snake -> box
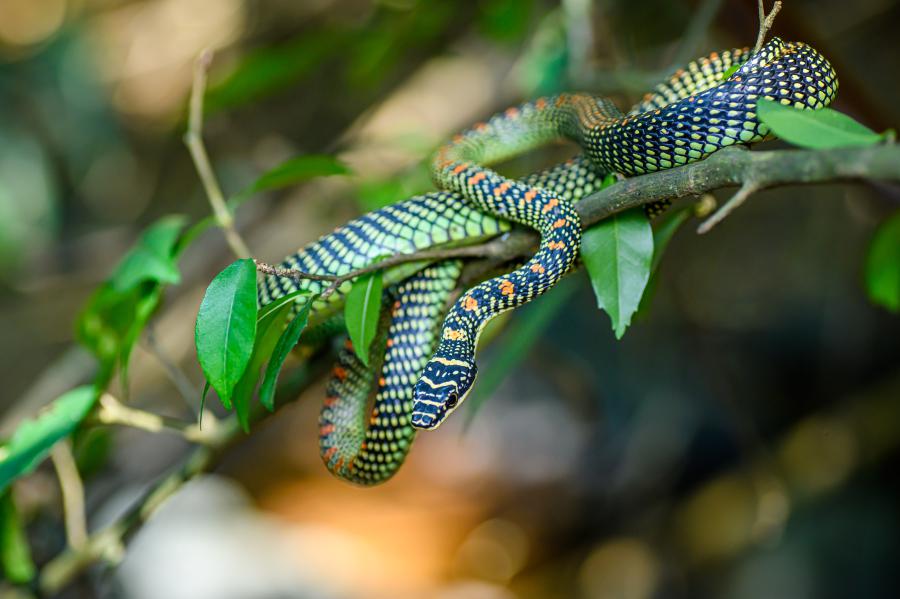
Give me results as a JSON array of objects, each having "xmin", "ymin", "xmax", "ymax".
[{"xmin": 258, "ymin": 38, "xmax": 837, "ymax": 485}]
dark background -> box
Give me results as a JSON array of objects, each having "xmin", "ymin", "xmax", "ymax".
[{"xmin": 1, "ymin": 0, "xmax": 899, "ymax": 597}]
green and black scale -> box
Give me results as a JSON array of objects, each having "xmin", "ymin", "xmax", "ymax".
[{"xmin": 258, "ymin": 38, "xmax": 837, "ymax": 485}]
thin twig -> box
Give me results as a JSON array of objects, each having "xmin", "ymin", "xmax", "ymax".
[
  {"xmin": 144, "ymin": 326, "xmax": 200, "ymax": 415},
  {"xmin": 95, "ymin": 393, "xmax": 219, "ymax": 446},
  {"xmin": 754, "ymin": 0, "xmax": 783, "ymax": 54},
  {"xmin": 184, "ymin": 49, "xmax": 252, "ymax": 259},
  {"xmin": 50, "ymin": 440, "xmax": 88, "ymax": 551},
  {"xmin": 697, "ymin": 181, "xmax": 760, "ymax": 234},
  {"xmin": 254, "ymin": 261, "xmax": 339, "ymax": 283},
  {"xmin": 258, "ymin": 239, "xmax": 514, "ymax": 300}
]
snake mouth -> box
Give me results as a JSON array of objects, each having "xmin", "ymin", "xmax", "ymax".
[{"xmin": 410, "ymin": 411, "xmax": 440, "ymax": 430}]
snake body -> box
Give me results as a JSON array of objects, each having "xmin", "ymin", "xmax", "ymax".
[{"xmin": 260, "ymin": 38, "xmax": 837, "ymax": 485}]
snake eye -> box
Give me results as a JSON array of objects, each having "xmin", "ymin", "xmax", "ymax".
[{"xmin": 445, "ymin": 392, "xmax": 458, "ymax": 409}]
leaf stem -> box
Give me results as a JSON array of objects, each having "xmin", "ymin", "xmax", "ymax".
[
  {"xmin": 753, "ymin": 0, "xmax": 783, "ymax": 54},
  {"xmin": 94, "ymin": 394, "xmax": 221, "ymax": 446}
]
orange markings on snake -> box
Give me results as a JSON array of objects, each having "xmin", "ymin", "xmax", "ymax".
[
  {"xmin": 464, "ymin": 296, "xmax": 478, "ymax": 311},
  {"xmin": 530, "ymin": 263, "xmax": 545, "ymax": 274},
  {"xmin": 541, "ymin": 198, "xmax": 559, "ymax": 213},
  {"xmin": 499, "ymin": 280, "xmax": 515, "ymax": 296},
  {"xmin": 552, "ymin": 218, "xmax": 568, "ymax": 229}
]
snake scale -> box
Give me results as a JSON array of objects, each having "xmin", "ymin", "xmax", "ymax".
[{"xmin": 258, "ymin": 38, "xmax": 837, "ymax": 485}]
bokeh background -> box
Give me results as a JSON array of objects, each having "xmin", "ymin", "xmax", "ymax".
[{"xmin": 2, "ymin": 0, "xmax": 900, "ymax": 597}]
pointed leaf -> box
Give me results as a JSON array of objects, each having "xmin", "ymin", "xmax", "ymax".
[
  {"xmin": 195, "ymin": 259, "xmax": 259, "ymax": 407},
  {"xmin": 865, "ymin": 210, "xmax": 900, "ymax": 312},
  {"xmin": 756, "ymin": 99, "xmax": 885, "ymax": 149},
  {"xmin": 581, "ymin": 208, "xmax": 654, "ymax": 339},
  {"xmin": 231, "ymin": 155, "xmax": 351, "ymax": 207},
  {"xmin": 344, "ymin": 270, "xmax": 383, "ymax": 366},
  {"xmin": 0, "ymin": 386, "xmax": 97, "ymax": 494},
  {"xmin": 259, "ymin": 300, "xmax": 313, "ymax": 411},
  {"xmin": 230, "ymin": 300, "xmax": 295, "ymax": 430},
  {"xmin": 109, "ymin": 215, "xmax": 187, "ymax": 291},
  {"xmin": 0, "ymin": 491, "xmax": 35, "ymax": 584}
]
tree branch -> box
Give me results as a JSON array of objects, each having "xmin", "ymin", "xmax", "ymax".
[
  {"xmin": 184, "ymin": 49, "xmax": 252, "ymax": 260},
  {"xmin": 50, "ymin": 440, "xmax": 87, "ymax": 551}
]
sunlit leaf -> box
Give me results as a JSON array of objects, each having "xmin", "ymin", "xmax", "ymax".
[
  {"xmin": 0, "ymin": 386, "xmax": 97, "ymax": 494},
  {"xmin": 581, "ymin": 208, "xmax": 654, "ymax": 339},
  {"xmin": 345, "ymin": 270, "xmax": 384, "ymax": 366},
  {"xmin": 259, "ymin": 300, "xmax": 313, "ymax": 411},
  {"xmin": 232, "ymin": 155, "xmax": 351, "ymax": 207},
  {"xmin": 0, "ymin": 491, "xmax": 35, "ymax": 584},
  {"xmin": 109, "ymin": 216, "xmax": 187, "ymax": 291},
  {"xmin": 865, "ymin": 210, "xmax": 900, "ymax": 312},
  {"xmin": 756, "ymin": 99, "xmax": 886, "ymax": 149},
  {"xmin": 195, "ymin": 259, "xmax": 259, "ymax": 408}
]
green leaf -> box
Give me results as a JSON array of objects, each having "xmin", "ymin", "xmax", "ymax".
[
  {"xmin": 464, "ymin": 278, "xmax": 576, "ymax": 428},
  {"xmin": 0, "ymin": 386, "xmax": 97, "ymax": 494},
  {"xmin": 636, "ymin": 207, "xmax": 691, "ymax": 320},
  {"xmin": 229, "ymin": 300, "xmax": 295, "ymax": 431},
  {"xmin": 581, "ymin": 208, "xmax": 654, "ymax": 339},
  {"xmin": 344, "ymin": 270, "xmax": 384, "ymax": 366},
  {"xmin": 0, "ymin": 491, "xmax": 35, "ymax": 584},
  {"xmin": 195, "ymin": 259, "xmax": 259, "ymax": 408},
  {"xmin": 259, "ymin": 301, "xmax": 313, "ymax": 411},
  {"xmin": 109, "ymin": 216, "xmax": 187, "ymax": 291},
  {"xmin": 232, "ymin": 155, "xmax": 351, "ymax": 207},
  {"xmin": 76, "ymin": 282, "xmax": 163, "ymax": 389},
  {"xmin": 721, "ymin": 63, "xmax": 741, "ymax": 81},
  {"xmin": 756, "ymin": 99, "xmax": 885, "ymax": 149},
  {"xmin": 257, "ymin": 290, "xmax": 310, "ymax": 324},
  {"xmin": 865, "ymin": 210, "xmax": 900, "ymax": 312},
  {"xmin": 205, "ymin": 30, "xmax": 346, "ymax": 112},
  {"xmin": 650, "ymin": 207, "xmax": 690, "ymax": 274}
]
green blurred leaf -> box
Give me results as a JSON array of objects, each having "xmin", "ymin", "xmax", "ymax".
[
  {"xmin": 0, "ymin": 491, "xmax": 35, "ymax": 584},
  {"xmin": 582, "ymin": 208, "xmax": 654, "ymax": 339},
  {"xmin": 205, "ymin": 30, "xmax": 347, "ymax": 111},
  {"xmin": 345, "ymin": 270, "xmax": 384, "ymax": 366},
  {"xmin": 517, "ymin": 9, "xmax": 568, "ymax": 95},
  {"xmin": 650, "ymin": 207, "xmax": 690, "ymax": 273},
  {"xmin": 109, "ymin": 216, "xmax": 187, "ymax": 291},
  {"xmin": 865, "ymin": 210, "xmax": 900, "ymax": 312},
  {"xmin": 195, "ymin": 259, "xmax": 259, "ymax": 409},
  {"xmin": 478, "ymin": 0, "xmax": 534, "ymax": 43},
  {"xmin": 232, "ymin": 155, "xmax": 351, "ymax": 207},
  {"xmin": 0, "ymin": 386, "xmax": 97, "ymax": 494},
  {"xmin": 464, "ymin": 277, "xmax": 576, "ymax": 428},
  {"xmin": 636, "ymin": 207, "xmax": 691, "ymax": 319},
  {"xmin": 76, "ymin": 282, "xmax": 162, "ymax": 388},
  {"xmin": 756, "ymin": 99, "xmax": 885, "ymax": 149},
  {"xmin": 259, "ymin": 300, "xmax": 313, "ymax": 412}
]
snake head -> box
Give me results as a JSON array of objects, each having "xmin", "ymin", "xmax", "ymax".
[{"xmin": 411, "ymin": 357, "xmax": 477, "ymax": 430}]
